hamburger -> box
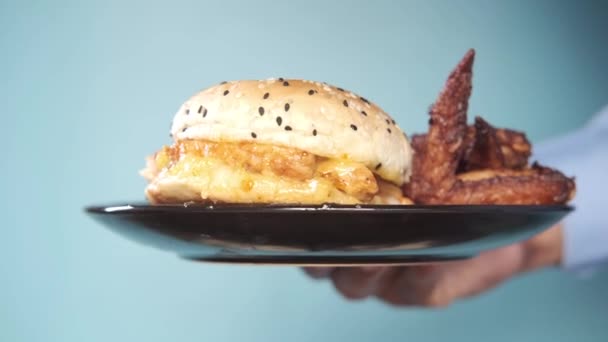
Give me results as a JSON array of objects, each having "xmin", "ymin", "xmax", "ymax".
[{"xmin": 140, "ymin": 79, "xmax": 414, "ymax": 205}]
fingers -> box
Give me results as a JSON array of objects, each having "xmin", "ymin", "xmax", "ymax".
[
  {"xmin": 375, "ymin": 265, "xmax": 452, "ymax": 307},
  {"xmin": 303, "ymin": 266, "xmax": 389, "ymax": 300},
  {"xmin": 375, "ymin": 246, "xmax": 523, "ymax": 307},
  {"xmin": 302, "ymin": 267, "xmax": 334, "ymax": 279},
  {"xmin": 304, "ymin": 244, "xmax": 526, "ymax": 308},
  {"xmin": 330, "ymin": 267, "xmax": 386, "ymax": 300},
  {"xmin": 520, "ymin": 224, "xmax": 563, "ymax": 271},
  {"xmin": 445, "ymin": 245, "xmax": 524, "ymax": 299}
]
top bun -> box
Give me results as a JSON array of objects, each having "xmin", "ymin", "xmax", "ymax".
[{"xmin": 170, "ymin": 78, "xmax": 413, "ymax": 185}]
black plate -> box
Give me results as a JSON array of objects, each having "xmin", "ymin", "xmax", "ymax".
[{"xmin": 85, "ymin": 203, "xmax": 573, "ymax": 265}]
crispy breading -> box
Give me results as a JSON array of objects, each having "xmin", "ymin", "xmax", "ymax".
[
  {"xmin": 143, "ymin": 140, "xmax": 412, "ymax": 204},
  {"xmin": 412, "ymin": 117, "xmax": 532, "ymax": 173},
  {"xmin": 404, "ymin": 49, "xmax": 475, "ymax": 203},
  {"xmin": 404, "ymin": 49, "xmax": 575, "ymax": 205}
]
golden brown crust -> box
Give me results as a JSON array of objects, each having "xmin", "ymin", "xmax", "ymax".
[
  {"xmin": 142, "ymin": 139, "xmax": 414, "ymax": 205},
  {"xmin": 412, "ymin": 117, "xmax": 532, "ymax": 173},
  {"xmin": 372, "ymin": 180, "xmax": 415, "ymax": 205},
  {"xmin": 461, "ymin": 117, "xmax": 532, "ymax": 171},
  {"xmin": 404, "ymin": 49, "xmax": 475, "ymax": 202},
  {"xmin": 435, "ymin": 164, "xmax": 575, "ymax": 205},
  {"xmin": 170, "ymin": 140, "xmax": 318, "ymax": 181},
  {"xmin": 317, "ymin": 159, "xmax": 379, "ymax": 202},
  {"xmin": 404, "ymin": 49, "xmax": 575, "ymax": 205},
  {"xmin": 495, "ymin": 126, "xmax": 532, "ymax": 169},
  {"xmin": 463, "ymin": 116, "xmax": 506, "ymax": 171}
]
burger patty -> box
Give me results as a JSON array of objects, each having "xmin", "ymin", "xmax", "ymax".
[
  {"xmin": 169, "ymin": 140, "xmax": 318, "ymax": 181},
  {"xmin": 142, "ymin": 140, "xmax": 411, "ymax": 205}
]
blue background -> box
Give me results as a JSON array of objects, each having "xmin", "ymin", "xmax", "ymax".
[{"xmin": 2, "ymin": 0, "xmax": 608, "ymax": 341}]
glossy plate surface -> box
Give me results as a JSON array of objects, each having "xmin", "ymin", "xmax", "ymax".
[{"xmin": 85, "ymin": 203, "xmax": 573, "ymax": 265}]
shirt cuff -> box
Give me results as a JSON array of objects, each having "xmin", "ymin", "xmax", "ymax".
[{"xmin": 531, "ymin": 110, "xmax": 608, "ymax": 275}]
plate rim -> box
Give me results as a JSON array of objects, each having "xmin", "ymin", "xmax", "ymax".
[
  {"xmin": 84, "ymin": 202, "xmax": 574, "ymax": 215},
  {"xmin": 84, "ymin": 202, "xmax": 574, "ymax": 265}
]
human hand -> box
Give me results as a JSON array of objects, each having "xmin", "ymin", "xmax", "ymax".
[{"xmin": 303, "ymin": 225, "xmax": 563, "ymax": 307}]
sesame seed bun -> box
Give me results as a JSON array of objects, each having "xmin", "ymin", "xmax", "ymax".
[{"xmin": 170, "ymin": 78, "xmax": 413, "ymax": 186}]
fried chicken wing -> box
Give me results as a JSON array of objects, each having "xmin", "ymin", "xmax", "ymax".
[
  {"xmin": 439, "ymin": 163, "xmax": 575, "ymax": 205},
  {"xmin": 404, "ymin": 49, "xmax": 575, "ymax": 205},
  {"xmin": 404, "ymin": 49, "xmax": 475, "ymax": 202},
  {"xmin": 495, "ymin": 126, "xmax": 532, "ymax": 169},
  {"xmin": 413, "ymin": 117, "xmax": 532, "ymax": 172},
  {"xmin": 461, "ymin": 116, "xmax": 506, "ymax": 171}
]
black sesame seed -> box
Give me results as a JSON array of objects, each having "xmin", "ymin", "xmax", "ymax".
[
  {"xmin": 375, "ymin": 163, "xmax": 382, "ymax": 170},
  {"xmin": 223, "ymin": 90, "xmax": 229, "ymax": 96},
  {"xmin": 343, "ymin": 100, "xmax": 348, "ymax": 107},
  {"xmin": 182, "ymin": 127, "xmax": 187, "ymax": 132},
  {"xmin": 284, "ymin": 103, "xmax": 290, "ymax": 112},
  {"xmin": 391, "ymin": 119, "xmax": 396, "ymax": 124},
  {"xmin": 313, "ymin": 129, "xmax": 317, "ymax": 136},
  {"xmin": 278, "ymin": 77, "xmax": 284, "ymax": 81},
  {"xmin": 308, "ymin": 89, "xmax": 315, "ymax": 95},
  {"xmin": 387, "ymin": 128, "xmax": 392, "ymax": 134},
  {"xmin": 276, "ymin": 116, "xmax": 282, "ymax": 126},
  {"xmin": 283, "ymin": 81, "xmax": 289, "ymax": 86},
  {"xmin": 285, "ymin": 126, "xmax": 292, "ymax": 131},
  {"xmin": 360, "ymin": 97, "xmax": 370, "ymax": 104},
  {"xmin": 361, "ymin": 110, "xmax": 367, "ymax": 116},
  {"xmin": 428, "ymin": 118, "xmax": 434, "ymax": 125},
  {"xmin": 258, "ymin": 106, "xmax": 265, "ymax": 115},
  {"xmin": 251, "ymin": 132, "xmax": 257, "ymax": 138},
  {"xmin": 337, "ymin": 87, "xmax": 344, "ymax": 92},
  {"xmin": 220, "ymin": 81, "xmax": 227, "ymax": 85},
  {"xmin": 197, "ymin": 105, "xmax": 202, "ymax": 114},
  {"xmin": 263, "ymin": 92, "xmax": 269, "ymax": 99},
  {"xmin": 185, "ymin": 109, "xmax": 190, "ymax": 114},
  {"xmin": 203, "ymin": 108, "xmax": 208, "ymax": 117},
  {"xmin": 385, "ymin": 119, "xmax": 390, "ymax": 124},
  {"xmin": 350, "ymin": 124, "xmax": 357, "ymax": 131}
]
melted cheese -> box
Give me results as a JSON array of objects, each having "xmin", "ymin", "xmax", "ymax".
[
  {"xmin": 143, "ymin": 140, "xmax": 412, "ymax": 205},
  {"xmin": 146, "ymin": 154, "xmax": 359, "ymax": 204}
]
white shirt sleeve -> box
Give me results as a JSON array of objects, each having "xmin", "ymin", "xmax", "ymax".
[{"xmin": 532, "ymin": 105, "xmax": 608, "ymax": 274}]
